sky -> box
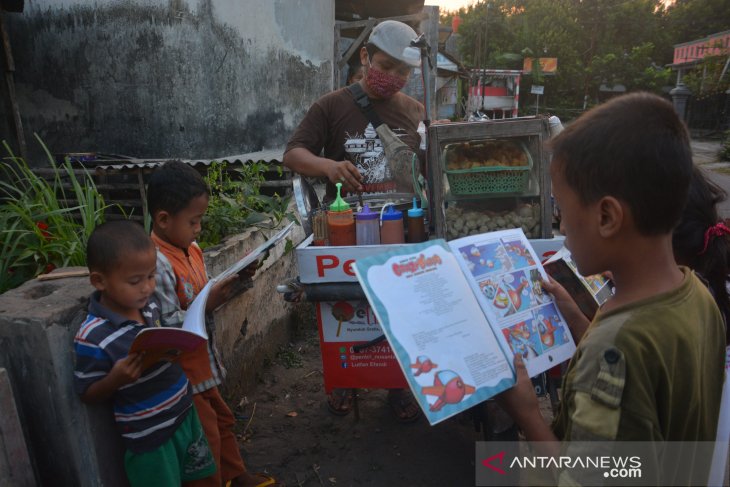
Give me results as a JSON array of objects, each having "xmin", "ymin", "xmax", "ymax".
[{"xmin": 424, "ymin": 0, "xmax": 478, "ymax": 13}]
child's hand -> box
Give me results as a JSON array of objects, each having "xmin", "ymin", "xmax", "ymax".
[
  {"xmin": 108, "ymin": 352, "xmax": 145, "ymax": 387},
  {"xmin": 206, "ymin": 276, "xmax": 238, "ymax": 312},
  {"xmin": 237, "ymin": 260, "xmax": 259, "ymax": 281},
  {"xmin": 540, "ymin": 276, "xmax": 591, "ymax": 343},
  {"xmin": 496, "ymin": 354, "xmax": 560, "ymax": 444},
  {"xmin": 82, "ymin": 352, "xmax": 145, "ymax": 403},
  {"xmin": 496, "ymin": 354, "xmax": 540, "ymax": 425}
]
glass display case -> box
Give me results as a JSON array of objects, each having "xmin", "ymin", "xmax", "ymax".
[{"xmin": 427, "ymin": 117, "xmax": 554, "ymax": 240}]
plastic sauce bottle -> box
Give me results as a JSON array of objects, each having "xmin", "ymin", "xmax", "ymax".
[
  {"xmin": 406, "ymin": 197, "xmax": 427, "ymax": 243},
  {"xmin": 327, "ymin": 183, "xmax": 356, "ymax": 246},
  {"xmin": 380, "ymin": 204, "xmax": 405, "ymax": 244},
  {"xmin": 355, "ymin": 204, "xmax": 380, "ymax": 245}
]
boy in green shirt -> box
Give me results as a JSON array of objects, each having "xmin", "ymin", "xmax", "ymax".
[{"xmin": 497, "ymin": 92, "xmax": 725, "ymax": 485}]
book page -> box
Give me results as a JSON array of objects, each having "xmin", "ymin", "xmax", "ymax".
[
  {"xmin": 354, "ymin": 240, "xmax": 515, "ymax": 426},
  {"xmin": 216, "ymin": 222, "xmax": 294, "ymax": 281},
  {"xmin": 447, "ymin": 229, "xmax": 576, "ymax": 378},
  {"xmin": 181, "ymin": 222, "xmax": 294, "ymax": 337},
  {"xmin": 182, "ymin": 280, "xmax": 213, "ymax": 339}
]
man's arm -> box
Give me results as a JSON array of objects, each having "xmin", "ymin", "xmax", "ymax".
[{"xmin": 283, "ymin": 147, "xmax": 363, "ymax": 193}]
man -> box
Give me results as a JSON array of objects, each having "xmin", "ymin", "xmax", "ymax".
[
  {"xmin": 283, "ymin": 20, "xmax": 425, "ymax": 422},
  {"xmin": 284, "ymin": 20, "xmax": 425, "ymax": 199}
]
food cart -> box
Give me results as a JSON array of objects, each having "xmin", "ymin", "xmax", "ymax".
[{"xmin": 281, "ymin": 116, "xmax": 563, "ymax": 434}]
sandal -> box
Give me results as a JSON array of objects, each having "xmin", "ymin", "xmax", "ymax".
[
  {"xmin": 388, "ymin": 389, "xmax": 421, "ymax": 423},
  {"xmin": 227, "ymin": 472, "xmax": 284, "ymax": 487},
  {"xmin": 326, "ymin": 388, "xmax": 353, "ymax": 416}
]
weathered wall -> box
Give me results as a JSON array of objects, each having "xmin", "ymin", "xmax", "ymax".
[
  {"xmin": 0, "ymin": 0, "xmax": 333, "ymax": 161},
  {"xmin": 0, "ymin": 223, "xmax": 307, "ymax": 486}
]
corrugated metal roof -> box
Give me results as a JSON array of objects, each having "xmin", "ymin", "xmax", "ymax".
[{"xmin": 91, "ymin": 147, "xmax": 285, "ymax": 170}]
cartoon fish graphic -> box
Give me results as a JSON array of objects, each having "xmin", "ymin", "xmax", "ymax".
[
  {"xmin": 538, "ymin": 315, "xmax": 559, "ymax": 348},
  {"xmin": 421, "ymin": 370, "xmax": 476, "ymax": 412},
  {"xmin": 410, "ymin": 356, "xmax": 438, "ymax": 376}
]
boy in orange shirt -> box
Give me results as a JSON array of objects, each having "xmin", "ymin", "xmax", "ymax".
[{"xmin": 148, "ymin": 160, "xmax": 279, "ymax": 487}]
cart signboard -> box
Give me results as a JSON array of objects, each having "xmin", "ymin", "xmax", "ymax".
[{"xmin": 317, "ymin": 300, "xmax": 407, "ymax": 392}]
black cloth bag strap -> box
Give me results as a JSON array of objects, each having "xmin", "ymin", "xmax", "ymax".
[{"xmin": 347, "ymin": 83, "xmax": 385, "ymax": 129}]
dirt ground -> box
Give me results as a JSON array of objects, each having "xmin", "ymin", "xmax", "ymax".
[{"xmin": 229, "ymin": 304, "xmax": 554, "ymax": 487}]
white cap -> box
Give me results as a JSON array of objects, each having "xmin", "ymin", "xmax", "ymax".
[{"xmin": 367, "ymin": 20, "xmax": 421, "ymax": 68}]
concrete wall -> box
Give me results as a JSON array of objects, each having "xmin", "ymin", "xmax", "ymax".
[
  {"xmin": 0, "ymin": 0, "xmax": 333, "ymax": 161},
  {"xmin": 0, "ymin": 222, "xmax": 307, "ymax": 486}
]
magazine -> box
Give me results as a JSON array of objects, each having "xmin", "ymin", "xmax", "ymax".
[
  {"xmin": 182, "ymin": 222, "xmax": 295, "ymax": 338},
  {"xmin": 353, "ymin": 228, "xmax": 576, "ymax": 425},
  {"xmin": 543, "ymin": 246, "xmax": 614, "ymax": 319}
]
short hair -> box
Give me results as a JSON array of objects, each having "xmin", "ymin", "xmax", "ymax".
[
  {"xmin": 147, "ymin": 160, "xmax": 208, "ymax": 217},
  {"xmin": 87, "ymin": 220, "xmax": 153, "ymax": 273},
  {"xmin": 549, "ymin": 92, "xmax": 692, "ymax": 235}
]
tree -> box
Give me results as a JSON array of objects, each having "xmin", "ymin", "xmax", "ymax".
[{"xmin": 450, "ymin": 0, "xmax": 675, "ymax": 114}]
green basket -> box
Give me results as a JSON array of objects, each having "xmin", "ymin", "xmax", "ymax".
[{"xmin": 445, "ymin": 146, "xmax": 533, "ymax": 195}]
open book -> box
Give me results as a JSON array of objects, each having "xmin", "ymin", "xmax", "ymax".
[
  {"xmin": 129, "ymin": 327, "xmax": 206, "ymax": 371},
  {"xmin": 127, "ymin": 224, "xmax": 294, "ymax": 370},
  {"xmin": 353, "ymin": 228, "xmax": 576, "ymax": 425},
  {"xmin": 543, "ymin": 246, "xmax": 613, "ymax": 319},
  {"xmin": 182, "ymin": 222, "xmax": 295, "ymax": 338}
]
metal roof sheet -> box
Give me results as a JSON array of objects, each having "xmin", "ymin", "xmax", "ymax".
[{"xmin": 91, "ymin": 147, "xmax": 285, "ymax": 170}]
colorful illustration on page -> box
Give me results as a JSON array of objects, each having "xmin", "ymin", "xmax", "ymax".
[
  {"xmin": 501, "ymin": 270, "xmax": 533, "ymax": 314},
  {"xmin": 479, "ymin": 277, "xmax": 516, "ymax": 318},
  {"xmin": 502, "ymin": 319, "xmax": 543, "ymax": 360},
  {"xmin": 421, "ymin": 370, "xmax": 476, "ymax": 412},
  {"xmin": 534, "ymin": 303, "xmax": 570, "ymax": 350},
  {"xmin": 457, "ymin": 241, "xmax": 511, "ymax": 278},
  {"xmin": 501, "ymin": 238, "xmax": 536, "ymax": 270}
]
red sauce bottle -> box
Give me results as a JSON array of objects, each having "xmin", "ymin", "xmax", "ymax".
[{"xmin": 326, "ymin": 183, "xmax": 356, "ymax": 246}]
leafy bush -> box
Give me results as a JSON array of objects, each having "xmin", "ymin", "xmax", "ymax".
[
  {"xmin": 197, "ymin": 161, "xmax": 296, "ymax": 248},
  {"xmin": 0, "ymin": 137, "xmax": 110, "ymax": 293}
]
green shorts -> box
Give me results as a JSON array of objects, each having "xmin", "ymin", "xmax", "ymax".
[{"xmin": 124, "ymin": 407, "xmax": 216, "ymax": 487}]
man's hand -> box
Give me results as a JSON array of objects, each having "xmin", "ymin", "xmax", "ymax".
[
  {"xmin": 540, "ymin": 276, "xmax": 591, "ymax": 343},
  {"xmin": 325, "ymin": 160, "xmax": 363, "ymax": 193}
]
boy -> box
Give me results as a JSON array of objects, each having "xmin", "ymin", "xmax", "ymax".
[
  {"xmin": 147, "ymin": 161, "xmax": 277, "ymax": 487},
  {"xmin": 497, "ymin": 92, "xmax": 725, "ymax": 484},
  {"xmin": 74, "ymin": 220, "xmax": 216, "ymax": 486}
]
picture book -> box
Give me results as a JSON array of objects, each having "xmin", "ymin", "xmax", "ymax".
[
  {"xmin": 129, "ymin": 327, "xmax": 206, "ymax": 371},
  {"xmin": 183, "ymin": 222, "xmax": 295, "ymax": 337},
  {"xmin": 353, "ymin": 228, "xmax": 576, "ymax": 425},
  {"xmin": 543, "ymin": 246, "xmax": 613, "ymax": 319}
]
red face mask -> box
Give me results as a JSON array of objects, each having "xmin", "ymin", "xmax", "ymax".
[{"xmin": 365, "ymin": 64, "xmax": 407, "ymax": 98}]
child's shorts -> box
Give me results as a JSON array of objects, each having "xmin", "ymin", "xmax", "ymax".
[{"xmin": 124, "ymin": 406, "xmax": 216, "ymax": 486}]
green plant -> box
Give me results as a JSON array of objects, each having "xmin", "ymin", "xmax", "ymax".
[
  {"xmin": 197, "ymin": 161, "xmax": 297, "ymax": 248},
  {"xmin": 0, "ymin": 136, "xmax": 111, "ymax": 293}
]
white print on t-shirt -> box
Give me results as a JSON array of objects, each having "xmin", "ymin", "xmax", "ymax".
[{"xmin": 343, "ymin": 123, "xmax": 409, "ymax": 187}]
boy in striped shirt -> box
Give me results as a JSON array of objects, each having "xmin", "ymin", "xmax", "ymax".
[{"xmin": 74, "ymin": 220, "xmax": 215, "ymax": 486}]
